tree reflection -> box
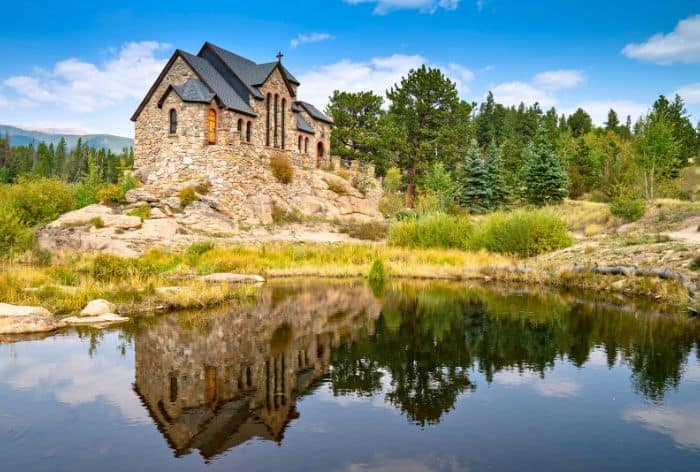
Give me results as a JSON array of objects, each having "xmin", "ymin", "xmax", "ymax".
[{"xmin": 331, "ymin": 282, "xmax": 700, "ymax": 425}]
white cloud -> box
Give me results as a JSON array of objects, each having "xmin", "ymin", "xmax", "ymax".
[
  {"xmin": 0, "ymin": 340, "xmax": 149, "ymax": 424},
  {"xmin": 533, "ymin": 69, "xmax": 585, "ymax": 91},
  {"xmin": 290, "ymin": 32, "xmax": 334, "ymax": 48},
  {"xmin": 493, "ymin": 369, "xmax": 582, "ymax": 398},
  {"xmin": 2, "ymin": 41, "xmax": 171, "ymax": 113},
  {"xmin": 345, "ymin": 0, "xmax": 460, "ymax": 15},
  {"xmin": 563, "ymin": 100, "xmax": 649, "ymax": 126},
  {"xmin": 623, "ymin": 14, "xmax": 700, "ymax": 65},
  {"xmin": 489, "ymin": 81, "xmax": 556, "ymax": 108},
  {"xmin": 623, "ymin": 404, "xmax": 700, "ymax": 450},
  {"xmin": 676, "ymin": 82, "xmax": 700, "ymax": 104},
  {"xmin": 297, "ymin": 54, "xmax": 474, "ymax": 108}
]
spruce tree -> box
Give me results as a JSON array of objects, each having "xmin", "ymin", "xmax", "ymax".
[
  {"xmin": 485, "ymin": 140, "xmax": 510, "ymax": 208},
  {"xmin": 457, "ymin": 140, "xmax": 492, "ymax": 213},
  {"xmin": 520, "ymin": 124, "xmax": 569, "ymax": 205}
]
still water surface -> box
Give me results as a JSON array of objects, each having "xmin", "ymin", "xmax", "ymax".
[{"xmin": 1, "ymin": 280, "xmax": 700, "ymax": 471}]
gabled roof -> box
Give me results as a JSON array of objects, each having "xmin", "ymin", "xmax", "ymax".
[
  {"xmin": 296, "ymin": 101, "xmax": 333, "ymax": 124},
  {"xmin": 296, "ymin": 113, "xmax": 315, "ymax": 134},
  {"xmin": 172, "ymin": 78, "xmax": 215, "ymax": 103},
  {"xmin": 179, "ymin": 51, "xmax": 256, "ymax": 116},
  {"xmin": 199, "ymin": 42, "xmax": 299, "ymax": 99},
  {"xmin": 131, "ymin": 49, "xmax": 257, "ymax": 121}
]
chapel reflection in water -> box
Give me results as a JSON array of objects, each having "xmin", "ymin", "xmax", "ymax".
[{"xmin": 133, "ymin": 281, "xmax": 381, "ymax": 459}]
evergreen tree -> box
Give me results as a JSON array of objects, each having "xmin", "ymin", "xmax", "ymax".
[
  {"xmin": 605, "ymin": 109, "xmax": 620, "ymax": 133},
  {"xmin": 55, "ymin": 137, "xmax": 67, "ymax": 178},
  {"xmin": 485, "ymin": 140, "xmax": 510, "ymax": 208},
  {"xmin": 520, "ymin": 125, "xmax": 569, "ymax": 205},
  {"xmin": 326, "ymin": 90, "xmax": 386, "ymax": 171},
  {"xmin": 567, "ymin": 108, "xmax": 593, "ymax": 137},
  {"xmin": 386, "ymin": 65, "xmax": 462, "ymax": 204},
  {"xmin": 457, "ymin": 140, "xmax": 492, "ymax": 213}
]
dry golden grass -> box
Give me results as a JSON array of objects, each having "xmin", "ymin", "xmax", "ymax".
[{"xmin": 549, "ymin": 199, "xmax": 616, "ymax": 232}]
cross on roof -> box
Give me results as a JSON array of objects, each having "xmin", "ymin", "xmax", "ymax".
[{"xmin": 276, "ymin": 51, "xmax": 284, "ymax": 62}]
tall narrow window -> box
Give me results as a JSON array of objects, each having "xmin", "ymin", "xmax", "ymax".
[
  {"xmin": 169, "ymin": 109, "xmax": 177, "ymax": 134},
  {"xmin": 273, "ymin": 94, "xmax": 279, "ymax": 148},
  {"xmin": 281, "ymin": 99, "xmax": 286, "ymax": 149},
  {"xmin": 266, "ymin": 94, "xmax": 271, "ymax": 146},
  {"xmin": 304, "ymin": 137, "xmax": 309, "ymax": 154},
  {"xmin": 237, "ymin": 119, "xmax": 243, "ymax": 143},
  {"xmin": 298, "ymin": 135, "xmax": 302, "ymax": 152},
  {"xmin": 207, "ymin": 109, "xmax": 216, "ymax": 144},
  {"xmin": 246, "ymin": 122, "xmax": 252, "ymax": 143}
]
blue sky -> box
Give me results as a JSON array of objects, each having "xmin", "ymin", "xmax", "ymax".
[{"xmin": 0, "ymin": 0, "xmax": 698, "ymax": 137}]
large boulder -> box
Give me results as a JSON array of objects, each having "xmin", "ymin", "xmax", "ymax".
[
  {"xmin": 177, "ymin": 202, "xmax": 238, "ymax": 237},
  {"xmin": 0, "ymin": 303, "xmax": 66, "ymax": 335},
  {"xmin": 124, "ymin": 188, "xmax": 159, "ymax": 204},
  {"xmin": 48, "ymin": 205, "xmax": 142, "ymax": 230},
  {"xmin": 80, "ymin": 299, "xmax": 116, "ymax": 317}
]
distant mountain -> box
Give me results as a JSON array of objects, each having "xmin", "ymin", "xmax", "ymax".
[{"xmin": 0, "ymin": 125, "xmax": 133, "ymax": 154}]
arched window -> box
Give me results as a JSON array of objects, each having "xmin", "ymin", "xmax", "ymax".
[
  {"xmin": 281, "ymin": 98, "xmax": 286, "ymax": 149},
  {"xmin": 207, "ymin": 109, "xmax": 216, "ymax": 144},
  {"xmin": 246, "ymin": 121, "xmax": 252, "ymax": 143},
  {"xmin": 169, "ymin": 109, "xmax": 177, "ymax": 134},
  {"xmin": 298, "ymin": 135, "xmax": 302, "ymax": 152},
  {"xmin": 266, "ymin": 94, "xmax": 271, "ymax": 146},
  {"xmin": 304, "ymin": 137, "xmax": 309, "ymax": 154},
  {"xmin": 237, "ymin": 119, "xmax": 243, "ymax": 143},
  {"xmin": 317, "ymin": 142, "xmax": 325, "ymax": 168},
  {"xmin": 273, "ymin": 94, "xmax": 279, "ymax": 148}
]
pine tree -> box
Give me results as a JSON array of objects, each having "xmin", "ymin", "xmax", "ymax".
[
  {"xmin": 485, "ymin": 140, "xmax": 510, "ymax": 208},
  {"xmin": 457, "ymin": 140, "xmax": 492, "ymax": 213},
  {"xmin": 604, "ymin": 109, "xmax": 620, "ymax": 131},
  {"xmin": 520, "ymin": 124, "xmax": 569, "ymax": 205}
]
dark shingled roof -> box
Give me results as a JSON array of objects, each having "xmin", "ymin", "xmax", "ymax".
[
  {"xmin": 297, "ymin": 101, "xmax": 333, "ymax": 124},
  {"xmin": 132, "ymin": 43, "xmax": 324, "ymax": 123},
  {"xmin": 296, "ymin": 113, "xmax": 315, "ymax": 134},
  {"xmin": 172, "ymin": 77, "xmax": 215, "ymax": 103},
  {"xmin": 179, "ymin": 51, "xmax": 256, "ymax": 116},
  {"xmin": 201, "ymin": 43, "xmax": 300, "ymax": 99}
]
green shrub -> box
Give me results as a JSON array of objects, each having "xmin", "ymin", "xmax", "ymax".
[
  {"xmin": 327, "ymin": 180, "xmax": 347, "ymax": 194},
  {"xmin": 186, "ymin": 241, "xmax": 215, "ymax": 259},
  {"xmin": 383, "ymin": 167, "xmax": 403, "ymax": 193},
  {"xmin": 690, "ymin": 255, "xmax": 700, "ymax": 272},
  {"xmin": 271, "ymin": 204, "xmax": 303, "ymax": 224},
  {"xmin": 97, "ymin": 184, "xmax": 123, "ymax": 204},
  {"xmin": 470, "ymin": 209, "xmax": 572, "ymax": 257},
  {"xmin": 46, "ymin": 266, "xmax": 79, "ymax": 286},
  {"xmin": 270, "ymin": 153, "xmax": 294, "ymax": 184},
  {"xmin": 128, "ymin": 205, "xmax": 151, "ymax": 221},
  {"xmin": 342, "ymin": 220, "xmax": 389, "ymax": 241},
  {"xmin": 0, "ymin": 207, "xmax": 35, "ymax": 258},
  {"xmin": 119, "ymin": 172, "xmax": 140, "ymax": 197},
  {"xmin": 610, "ymin": 195, "xmax": 646, "ymax": 222},
  {"xmin": 91, "ymin": 255, "xmax": 156, "ymax": 282},
  {"xmin": 379, "ymin": 193, "xmax": 404, "ymax": 217},
  {"xmin": 90, "ymin": 217, "xmax": 105, "ymax": 229},
  {"xmin": 0, "ymin": 178, "xmax": 76, "ymax": 226},
  {"xmin": 388, "ymin": 213, "xmax": 473, "ymax": 249},
  {"xmin": 351, "ymin": 161, "xmax": 373, "ymax": 195},
  {"xmin": 179, "ymin": 187, "xmax": 198, "ymax": 207},
  {"xmin": 31, "ymin": 247, "xmax": 52, "ymax": 267},
  {"xmin": 368, "ymin": 259, "xmax": 388, "ymax": 285}
]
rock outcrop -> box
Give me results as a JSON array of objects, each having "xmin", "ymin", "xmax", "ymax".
[{"xmin": 0, "ymin": 303, "xmax": 67, "ymax": 335}]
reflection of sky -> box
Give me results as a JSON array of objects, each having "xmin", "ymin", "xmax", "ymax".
[
  {"xmin": 624, "ymin": 404, "xmax": 700, "ymax": 451},
  {"xmin": 0, "ymin": 334, "xmax": 148, "ymax": 424},
  {"xmin": 493, "ymin": 369, "xmax": 582, "ymax": 398}
]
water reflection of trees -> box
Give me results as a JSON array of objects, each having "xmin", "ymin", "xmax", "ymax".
[{"xmin": 331, "ymin": 283, "xmax": 700, "ymax": 426}]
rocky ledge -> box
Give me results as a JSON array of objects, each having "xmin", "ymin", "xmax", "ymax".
[{"xmin": 0, "ymin": 303, "xmax": 67, "ymax": 335}]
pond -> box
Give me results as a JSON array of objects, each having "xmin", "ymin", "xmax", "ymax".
[{"xmin": 1, "ymin": 280, "xmax": 700, "ymax": 471}]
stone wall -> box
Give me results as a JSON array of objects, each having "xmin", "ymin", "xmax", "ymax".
[{"xmin": 133, "ymin": 58, "xmax": 378, "ymax": 225}]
